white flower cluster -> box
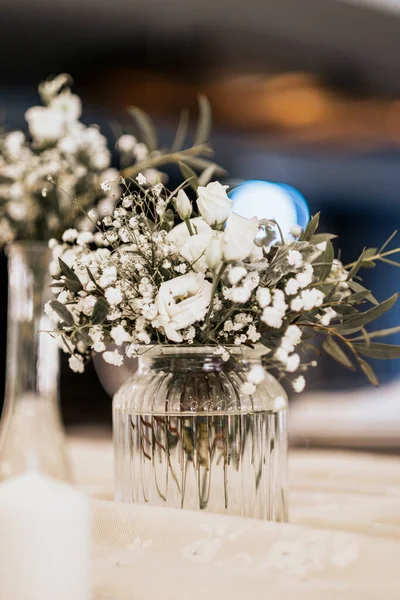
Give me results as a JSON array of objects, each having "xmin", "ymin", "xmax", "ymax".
[
  {"xmin": 0, "ymin": 74, "xmax": 119, "ymax": 244},
  {"xmin": 49, "ymin": 177, "xmax": 352, "ymax": 395}
]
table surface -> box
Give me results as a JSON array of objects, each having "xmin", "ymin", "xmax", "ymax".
[{"xmin": 69, "ymin": 432, "xmax": 400, "ymax": 599}]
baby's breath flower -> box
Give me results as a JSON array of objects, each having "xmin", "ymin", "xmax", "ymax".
[
  {"xmin": 105, "ymin": 286, "xmax": 123, "ymax": 306},
  {"xmin": 247, "ymin": 365, "xmax": 265, "ymax": 385},
  {"xmin": 292, "ymin": 375, "xmax": 306, "ymax": 393},
  {"xmin": 228, "ymin": 266, "xmax": 247, "ymax": 286},
  {"xmin": 287, "ymin": 249, "xmax": 303, "ymax": 269},
  {"xmin": 136, "ymin": 173, "xmax": 147, "ymax": 185},
  {"xmin": 241, "ymin": 382, "xmax": 256, "ymax": 395},
  {"xmin": 102, "ymin": 350, "xmax": 124, "ymax": 366}
]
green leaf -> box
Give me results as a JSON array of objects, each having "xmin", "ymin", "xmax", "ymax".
[
  {"xmin": 161, "ymin": 208, "xmax": 175, "ymax": 232},
  {"xmin": 300, "ymin": 213, "xmax": 320, "ymax": 242},
  {"xmin": 91, "ymin": 296, "xmax": 109, "ymax": 325},
  {"xmin": 178, "ymin": 162, "xmax": 199, "ymax": 191},
  {"xmin": 334, "ymin": 304, "xmax": 358, "ymax": 315},
  {"xmin": 49, "ymin": 301, "xmax": 75, "ymax": 327},
  {"xmin": 352, "ymin": 343, "xmax": 400, "ymax": 359},
  {"xmin": 379, "ymin": 230, "xmax": 398, "ymax": 254},
  {"xmin": 198, "ymin": 164, "xmax": 217, "ymax": 186},
  {"xmin": 360, "ymin": 260, "xmax": 376, "ymax": 268},
  {"xmin": 58, "ymin": 258, "xmax": 83, "ymax": 293},
  {"xmin": 76, "ymin": 329, "xmax": 93, "ymax": 347},
  {"xmin": 349, "ymin": 291, "xmax": 371, "ymax": 303},
  {"xmin": 337, "ymin": 294, "xmax": 398, "ymax": 334},
  {"xmin": 171, "ymin": 109, "xmax": 189, "ymax": 152},
  {"xmin": 380, "ymin": 257, "xmax": 400, "ymax": 268},
  {"xmin": 86, "ymin": 267, "xmax": 102, "ymax": 291},
  {"xmin": 348, "ymin": 280, "xmax": 378, "ymax": 305},
  {"xmin": 49, "ymin": 281, "xmax": 66, "ymax": 288},
  {"xmin": 358, "ymin": 359, "xmax": 379, "ymax": 386},
  {"xmin": 310, "ymin": 233, "xmax": 337, "ymax": 244},
  {"xmin": 194, "ymin": 95, "xmax": 212, "ymax": 145},
  {"xmin": 346, "ymin": 248, "xmax": 366, "ymax": 281},
  {"xmin": 363, "ymin": 247, "xmax": 378, "ymax": 259},
  {"xmin": 351, "ymin": 325, "xmax": 400, "ymax": 341},
  {"xmin": 319, "ymin": 240, "xmax": 334, "ymax": 281},
  {"xmin": 128, "ymin": 106, "xmax": 158, "ymax": 153},
  {"xmin": 322, "ymin": 336, "xmax": 356, "ymax": 370},
  {"xmin": 64, "ymin": 279, "xmax": 83, "ymax": 294}
]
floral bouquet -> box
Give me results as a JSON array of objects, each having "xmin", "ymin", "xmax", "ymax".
[
  {"xmin": 0, "ymin": 74, "xmax": 219, "ymax": 247},
  {"xmin": 47, "ymin": 172, "xmax": 400, "ymax": 394},
  {"xmin": 0, "ymin": 74, "xmax": 121, "ymax": 245}
]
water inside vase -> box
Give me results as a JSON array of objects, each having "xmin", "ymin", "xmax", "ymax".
[{"xmin": 113, "ymin": 406, "xmax": 287, "ymax": 521}]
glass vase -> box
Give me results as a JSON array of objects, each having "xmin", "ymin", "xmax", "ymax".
[
  {"xmin": 113, "ymin": 345, "xmax": 288, "ymax": 521},
  {"xmin": 0, "ymin": 242, "xmax": 71, "ymax": 482}
]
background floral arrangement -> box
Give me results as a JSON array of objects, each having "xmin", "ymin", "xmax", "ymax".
[
  {"xmin": 0, "ymin": 73, "xmax": 220, "ymax": 247},
  {"xmin": 0, "ymin": 74, "xmax": 120, "ymax": 245},
  {"xmin": 47, "ymin": 171, "xmax": 400, "ymax": 394}
]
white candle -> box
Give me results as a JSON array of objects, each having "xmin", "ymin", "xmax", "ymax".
[{"xmin": 0, "ymin": 472, "xmax": 90, "ymax": 600}]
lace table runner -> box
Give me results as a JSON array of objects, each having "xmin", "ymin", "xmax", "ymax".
[{"xmin": 69, "ymin": 434, "xmax": 400, "ymax": 599}]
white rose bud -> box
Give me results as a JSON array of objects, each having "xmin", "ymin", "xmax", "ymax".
[
  {"xmin": 197, "ymin": 182, "xmax": 233, "ymax": 226},
  {"xmin": 205, "ymin": 233, "xmax": 223, "ymax": 270},
  {"xmin": 223, "ymin": 213, "xmax": 259, "ymax": 262},
  {"xmin": 175, "ymin": 189, "xmax": 192, "ymax": 220}
]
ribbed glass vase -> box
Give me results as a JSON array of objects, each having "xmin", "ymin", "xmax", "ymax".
[
  {"xmin": 113, "ymin": 345, "xmax": 288, "ymax": 521},
  {"xmin": 0, "ymin": 242, "xmax": 71, "ymax": 483}
]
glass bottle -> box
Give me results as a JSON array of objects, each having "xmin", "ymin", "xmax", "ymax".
[
  {"xmin": 113, "ymin": 345, "xmax": 288, "ymax": 521},
  {"xmin": 0, "ymin": 242, "xmax": 71, "ymax": 482}
]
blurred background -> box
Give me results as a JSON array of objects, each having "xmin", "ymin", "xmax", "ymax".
[{"xmin": 1, "ymin": 0, "xmax": 400, "ymax": 437}]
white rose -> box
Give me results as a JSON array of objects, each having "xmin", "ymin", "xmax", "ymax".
[
  {"xmin": 25, "ymin": 106, "xmax": 65, "ymax": 142},
  {"xmin": 197, "ymin": 182, "xmax": 233, "ymax": 226},
  {"xmin": 180, "ymin": 229, "xmax": 215, "ymax": 273},
  {"xmin": 175, "ymin": 189, "xmax": 192, "ymax": 220},
  {"xmin": 205, "ymin": 233, "xmax": 224, "ymax": 271},
  {"xmin": 155, "ymin": 272, "xmax": 212, "ymax": 342},
  {"xmin": 223, "ymin": 213, "xmax": 259, "ymax": 262},
  {"xmin": 167, "ymin": 217, "xmax": 212, "ymax": 252}
]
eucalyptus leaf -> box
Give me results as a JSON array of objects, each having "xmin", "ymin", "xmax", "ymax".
[
  {"xmin": 379, "ymin": 230, "xmax": 398, "ymax": 254},
  {"xmin": 346, "ymin": 248, "xmax": 366, "ymax": 281},
  {"xmin": 300, "ymin": 213, "xmax": 320, "ymax": 242},
  {"xmin": 319, "ymin": 240, "xmax": 334, "ymax": 281},
  {"xmin": 58, "ymin": 258, "xmax": 83, "ymax": 293},
  {"xmin": 351, "ymin": 325, "xmax": 400, "ymax": 341},
  {"xmin": 91, "ymin": 297, "xmax": 109, "ymax": 325},
  {"xmin": 76, "ymin": 330, "xmax": 93, "ymax": 347},
  {"xmin": 171, "ymin": 109, "xmax": 189, "ymax": 152},
  {"xmin": 49, "ymin": 281, "xmax": 66, "ymax": 288},
  {"xmin": 64, "ymin": 280, "xmax": 82, "ymax": 294},
  {"xmin": 337, "ymin": 294, "xmax": 398, "ymax": 334},
  {"xmin": 358, "ymin": 359, "xmax": 379, "ymax": 386},
  {"xmin": 349, "ymin": 291, "xmax": 371, "ymax": 303},
  {"xmin": 86, "ymin": 267, "xmax": 102, "ymax": 291},
  {"xmin": 322, "ymin": 336, "xmax": 355, "ymax": 370},
  {"xmin": 161, "ymin": 208, "xmax": 175, "ymax": 232},
  {"xmin": 363, "ymin": 248, "xmax": 378, "ymax": 259},
  {"xmin": 360, "ymin": 261, "xmax": 376, "ymax": 268},
  {"xmin": 334, "ymin": 304, "xmax": 358, "ymax": 315},
  {"xmin": 347, "ymin": 280, "xmax": 378, "ymax": 305},
  {"xmin": 128, "ymin": 106, "xmax": 158, "ymax": 152},
  {"xmin": 179, "ymin": 162, "xmax": 199, "ymax": 191},
  {"xmin": 195, "ymin": 95, "xmax": 212, "ymax": 145},
  {"xmin": 198, "ymin": 164, "xmax": 217, "ymax": 186},
  {"xmin": 310, "ymin": 233, "xmax": 337, "ymax": 244},
  {"xmin": 49, "ymin": 300, "xmax": 75, "ymax": 327},
  {"xmin": 352, "ymin": 343, "xmax": 400, "ymax": 359}
]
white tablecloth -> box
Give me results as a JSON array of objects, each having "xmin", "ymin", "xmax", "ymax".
[{"xmin": 69, "ymin": 432, "xmax": 400, "ymax": 599}]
